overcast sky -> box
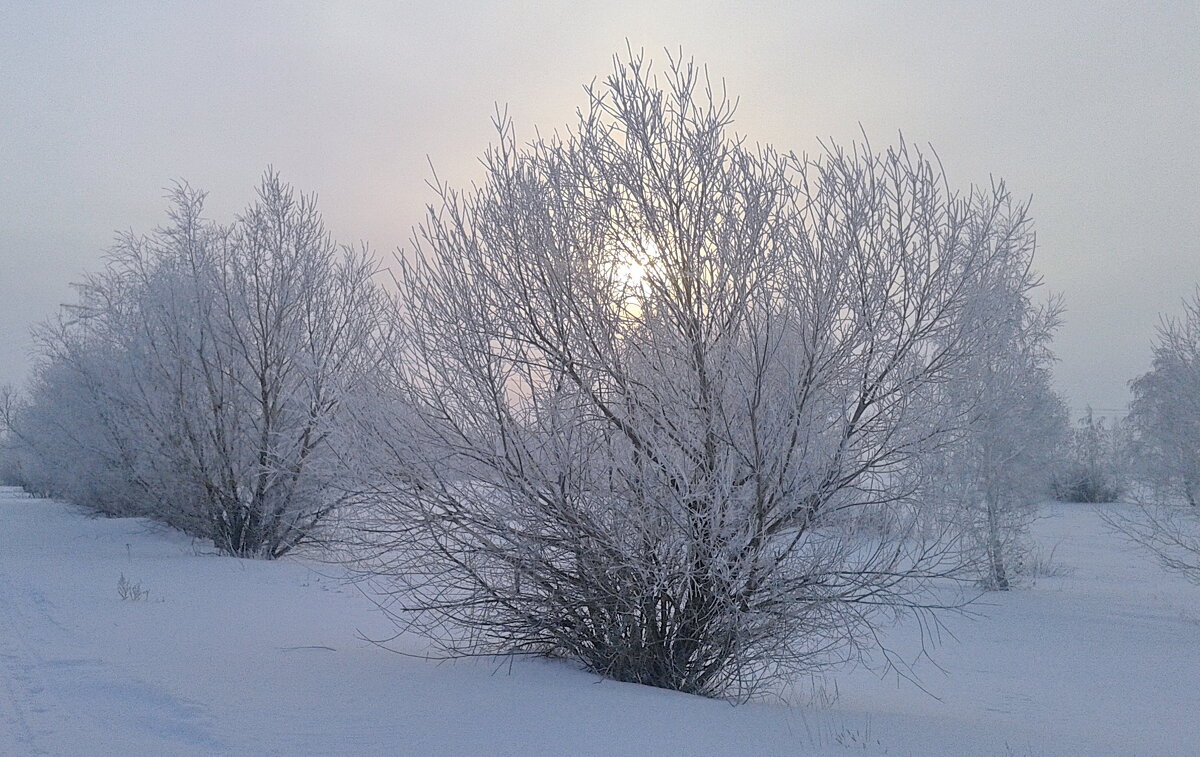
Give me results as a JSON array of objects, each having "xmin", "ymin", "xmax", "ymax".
[{"xmin": 2, "ymin": 1, "xmax": 1197, "ymax": 414}]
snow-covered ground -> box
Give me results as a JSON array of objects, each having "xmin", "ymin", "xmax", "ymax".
[{"xmin": 1, "ymin": 485, "xmax": 1197, "ymax": 756}]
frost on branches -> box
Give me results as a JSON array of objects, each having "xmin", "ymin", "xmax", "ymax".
[
  {"xmin": 930, "ymin": 277, "xmax": 1067, "ymax": 590},
  {"xmin": 7, "ymin": 173, "xmax": 385, "ymax": 558},
  {"xmin": 1116, "ymin": 290, "xmax": 1200, "ymax": 582},
  {"xmin": 348, "ymin": 53, "xmax": 1054, "ymax": 699}
]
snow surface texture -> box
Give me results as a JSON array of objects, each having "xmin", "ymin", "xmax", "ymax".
[{"xmin": 1, "ymin": 485, "xmax": 1197, "ymax": 756}]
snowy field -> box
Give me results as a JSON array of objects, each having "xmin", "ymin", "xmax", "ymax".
[{"xmin": 1, "ymin": 485, "xmax": 1197, "ymax": 756}]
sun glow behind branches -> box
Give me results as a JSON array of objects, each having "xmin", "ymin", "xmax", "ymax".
[
  {"xmin": 614, "ymin": 257, "xmax": 648, "ymax": 291},
  {"xmin": 611, "ymin": 237, "xmax": 660, "ymax": 294},
  {"xmin": 607, "ymin": 237, "xmax": 661, "ymax": 322}
]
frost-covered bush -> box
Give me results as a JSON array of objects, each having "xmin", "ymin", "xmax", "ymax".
[
  {"xmin": 4, "ymin": 359, "xmax": 152, "ymax": 514},
  {"xmin": 1052, "ymin": 410, "xmax": 1124, "ymax": 503},
  {"xmin": 11, "ymin": 173, "xmax": 386, "ymax": 557},
  {"xmin": 0, "ymin": 387, "xmax": 23, "ymax": 487},
  {"xmin": 350, "ymin": 52, "xmax": 1049, "ymax": 700}
]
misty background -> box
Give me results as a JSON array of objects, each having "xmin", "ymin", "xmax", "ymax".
[{"xmin": 2, "ymin": 1, "xmax": 1197, "ymax": 414}]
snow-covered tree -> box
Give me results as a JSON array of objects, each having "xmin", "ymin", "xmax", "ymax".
[
  {"xmin": 2, "ymin": 355, "xmax": 146, "ymax": 510},
  {"xmin": 1114, "ymin": 290, "xmax": 1200, "ymax": 582},
  {"xmin": 1128, "ymin": 292, "xmax": 1200, "ymax": 506},
  {"xmin": 13, "ymin": 172, "xmax": 386, "ymax": 557},
  {"xmin": 0, "ymin": 385, "xmax": 27, "ymax": 487},
  {"xmin": 933, "ymin": 281, "xmax": 1068, "ymax": 589},
  {"xmin": 349, "ymin": 52, "xmax": 1043, "ymax": 699}
]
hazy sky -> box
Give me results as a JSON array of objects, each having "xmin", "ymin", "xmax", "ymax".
[{"xmin": 2, "ymin": 1, "xmax": 1197, "ymax": 414}]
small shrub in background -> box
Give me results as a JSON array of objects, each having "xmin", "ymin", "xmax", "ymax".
[{"xmin": 1052, "ymin": 409, "xmax": 1124, "ymax": 503}]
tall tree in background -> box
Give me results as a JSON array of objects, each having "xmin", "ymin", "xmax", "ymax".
[
  {"xmin": 933, "ymin": 275, "xmax": 1067, "ymax": 589},
  {"xmin": 1128, "ymin": 291, "xmax": 1200, "ymax": 507},
  {"xmin": 1114, "ymin": 290, "xmax": 1200, "ymax": 582}
]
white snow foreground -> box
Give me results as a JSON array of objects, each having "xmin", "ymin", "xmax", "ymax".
[{"xmin": 1, "ymin": 486, "xmax": 1197, "ymax": 756}]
